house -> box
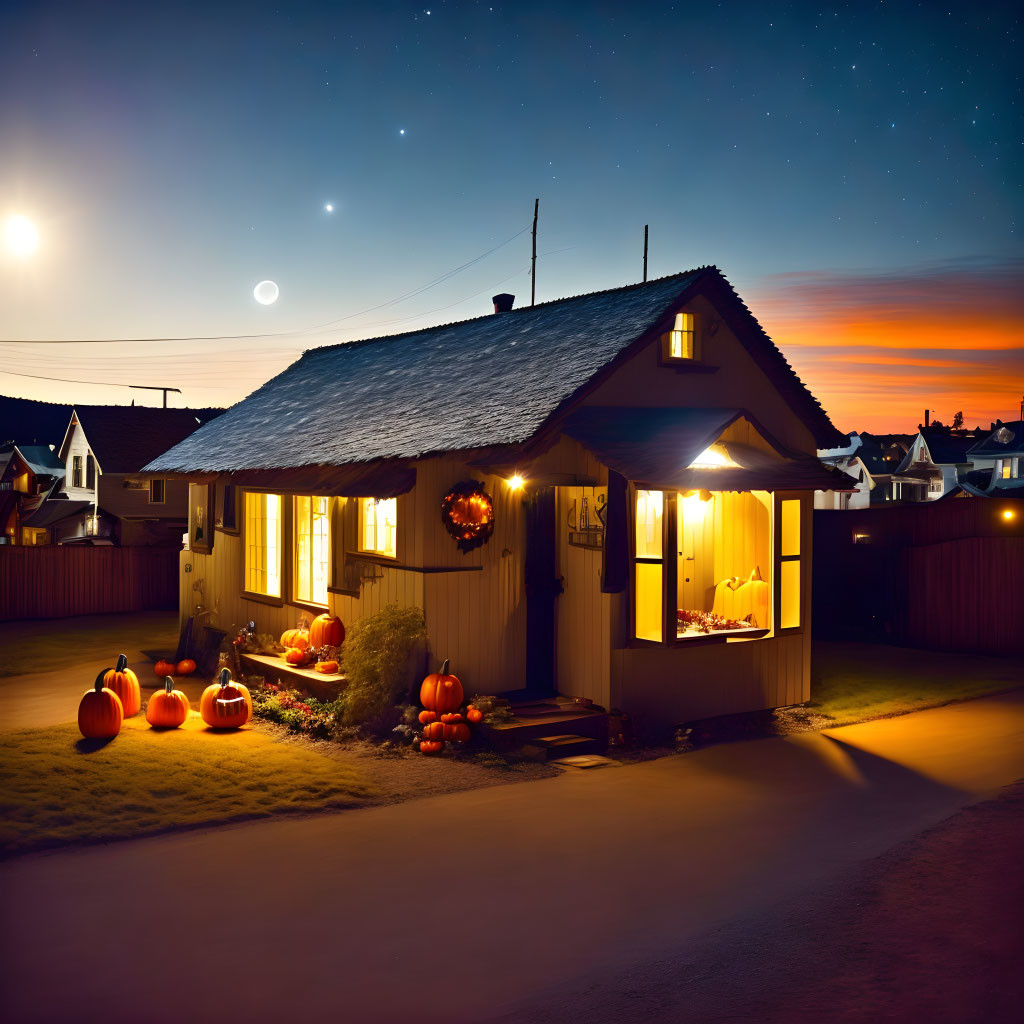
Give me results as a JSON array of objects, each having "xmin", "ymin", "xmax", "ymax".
[
  {"xmin": 814, "ymin": 433, "xmax": 874, "ymax": 509},
  {"xmin": 52, "ymin": 406, "xmax": 214, "ymax": 545},
  {"xmin": 958, "ymin": 420, "xmax": 1024, "ymax": 497},
  {"xmin": 145, "ymin": 267, "xmax": 850, "ymax": 730},
  {"xmin": 0, "ymin": 444, "xmax": 67, "ymax": 545},
  {"xmin": 891, "ymin": 425, "xmax": 987, "ymax": 501}
]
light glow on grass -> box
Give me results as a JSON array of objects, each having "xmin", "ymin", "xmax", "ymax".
[{"xmin": 0, "ymin": 713, "xmax": 376, "ymax": 857}]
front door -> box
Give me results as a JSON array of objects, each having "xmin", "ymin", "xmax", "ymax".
[{"xmin": 524, "ymin": 486, "xmax": 560, "ymax": 693}]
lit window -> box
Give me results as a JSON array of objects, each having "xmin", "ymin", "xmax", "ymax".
[
  {"xmin": 779, "ymin": 499, "xmax": 801, "ymax": 629},
  {"xmin": 360, "ymin": 497, "xmax": 397, "ymax": 558},
  {"xmin": 662, "ymin": 312, "xmax": 697, "ymax": 360},
  {"xmin": 244, "ymin": 492, "xmax": 282, "ymax": 597},
  {"xmin": 294, "ymin": 495, "xmax": 330, "ymax": 606},
  {"xmin": 634, "ymin": 490, "xmax": 663, "ymax": 641},
  {"xmin": 1002, "ymin": 464, "xmax": 1012, "ymax": 479}
]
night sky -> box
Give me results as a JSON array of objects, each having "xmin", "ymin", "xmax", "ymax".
[{"xmin": 1, "ymin": 0, "xmax": 1020, "ymax": 431}]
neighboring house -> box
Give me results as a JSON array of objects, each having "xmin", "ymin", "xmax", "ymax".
[
  {"xmin": 145, "ymin": 267, "xmax": 850, "ymax": 730},
  {"xmin": 891, "ymin": 426, "xmax": 987, "ymax": 501},
  {"xmin": 53, "ymin": 406, "xmax": 214, "ymax": 545},
  {"xmin": 815, "ymin": 433, "xmax": 874, "ymax": 509},
  {"xmin": 959, "ymin": 420, "xmax": 1024, "ymax": 497},
  {"xmin": 0, "ymin": 444, "xmax": 66, "ymax": 545}
]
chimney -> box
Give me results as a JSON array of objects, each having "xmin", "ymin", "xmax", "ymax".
[
  {"xmin": 924, "ymin": 409, "xmax": 930, "ymax": 428},
  {"xmin": 492, "ymin": 293, "xmax": 515, "ymax": 314}
]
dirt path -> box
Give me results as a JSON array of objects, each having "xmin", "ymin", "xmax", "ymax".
[{"xmin": 2, "ymin": 691, "xmax": 1023, "ymax": 1024}]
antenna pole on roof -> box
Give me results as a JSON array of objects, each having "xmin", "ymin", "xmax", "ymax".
[
  {"xmin": 531, "ymin": 198, "xmax": 539, "ymax": 307},
  {"xmin": 643, "ymin": 224, "xmax": 649, "ymax": 283},
  {"xmin": 129, "ymin": 385, "xmax": 182, "ymax": 408}
]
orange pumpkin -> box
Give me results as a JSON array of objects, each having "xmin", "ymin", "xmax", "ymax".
[
  {"xmin": 443, "ymin": 722, "xmax": 471, "ymax": 744},
  {"xmin": 418, "ymin": 710, "xmax": 437, "ymax": 725},
  {"xmin": 466, "ymin": 706, "xmax": 483, "ymax": 724},
  {"xmin": 420, "ymin": 660, "xmax": 463, "ymax": 714},
  {"xmin": 146, "ymin": 677, "xmax": 190, "ymax": 728},
  {"xmin": 423, "ymin": 721, "xmax": 446, "ymax": 741},
  {"xmin": 78, "ymin": 669, "xmax": 123, "ymax": 739},
  {"xmin": 285, "ymin": 647, "xmax": 311, "ymax": 666},
  {"xmin": 280, "ymin": 624, "xmax": 310, "ymax": 649},
  {"xmin": 104, "ymin": 654, "xmax": 141, "ymax": 717},
  {"xmin": 309, "ymin": 613, "xmax": 345, "ymax": 649},
  {"xmin": 199, "ymin": 668, "xmax": 252, "ymax": 729},
  {"xmin": 154, "ymin": 659, "xmax": 176, "ymax": 677},
  {"xmin": 314, "ymin": 660, "xmax": 339, "ymax": 674},
  {"xmin": 440, "ymin": 712, "xmax": 464, "ymax": 723},
  {"xmin": 420, "ymin": 740, "xmax": 444, "ymax": 755},
  {"xmin": 175, "ymin": 658, "xmax": 196, "ymax": 676}
]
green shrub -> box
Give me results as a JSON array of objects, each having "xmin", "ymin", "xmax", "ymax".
[{"xmin": 339, "ymin": 605, "xmax": 427, "ymax": 728}]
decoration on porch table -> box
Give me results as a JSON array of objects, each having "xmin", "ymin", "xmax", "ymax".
[
  {"xmin": 154, "ymin": 659, "xmax": 177, "ymax": 677},
  {"xmin": 78, "ymin": 669, "xmax": 123, "ymax": 739},
  {"xmin": 440, "ymin": 480, "xmax": 495, "ymax": 552},
  {"xmin": 199, "ymin": 668, "xmax": 252, "ymax": 729},
  {"xmin": 280, "ymin": 619, "xmax": 310, "ymax": 650},
  {"xmin": 465, "ymin": 704, "xmax": 483, "ymax": 724},
  {"xmin": 309, "ymin": 613, "xmax": 345, "ymax": 650},
  {"xmin": 103, "ymin": 654, "xmax": 141, "ymax": 717},
  {"xmin": 677, "ymin": 609, "xmax": 754, "ymax": 635},
  {"xmin": 175, "ymin": 658, "xmax": 196, "ymax": 676},
  {"xmin": 314, "ymin": 659, "xmax": 339, "ymax": 674},
  {"xmin": 146, "ymin": 677, "xmax": 190, "ymax": 728},
  {"xmin": 285, "ymin": 647, "xmax": 312, "ymax": 667}
]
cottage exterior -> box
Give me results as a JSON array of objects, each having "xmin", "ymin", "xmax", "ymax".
[
  {"xmin": 0, "ymin": 444, "xmax": 66, "ymax": 545},
  {"xmin": 146, "ymin": 268, "xmax": 847, "ymax": 730}
]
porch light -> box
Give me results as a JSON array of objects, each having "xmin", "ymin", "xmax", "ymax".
[
  {"xmin": 680, "ymin": 490, "xmax": 713, "ymax": 520},
  {"xmin": 1003, "ymin": 509, "xmax": 1016, "ymax": 521},
  {"xmin": 507, "ymin": 474, "xmax": 525, "ymax": 491},
  {"xmin": 688, "ymin": 443, "xmax": 740, "ymax": 469}
]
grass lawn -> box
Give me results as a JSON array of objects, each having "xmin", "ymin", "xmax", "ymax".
[
  {"xmin": 808, "ymin": 641, "xmax": 1024, "ymax": 728},
  {"xmin": 0, "ymin": 712, "xmax": 376, "ymax": 858}
]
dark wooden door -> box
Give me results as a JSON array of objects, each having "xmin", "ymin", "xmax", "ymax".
[{"xmin": 524, "ymin": 486, "xmax": 561, "ymax": 693}]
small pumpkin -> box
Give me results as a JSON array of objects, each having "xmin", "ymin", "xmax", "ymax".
[
  {"xmin": 420, "ymin": 740, "xmax": 444, "ymax": 755},
  {"xmin": 423, "ymin": 721, "xmax": 446, "ymax": 741},
  {"xmin": 443, "ymin": 722, "xmax": 471, "ymax": 744},
  {"xmin": 466, "ymin": 706, "xmax": 484, "ymax": 724},
  {"xmin": 309, "ymin": 613, "xmax": 345, "ymax": 650},
  {"xmin": 154, "ymin": 659, "xmax": 176, "ymax": 677},
  {"xmin": 175, "ymin": 658, "xmax": 196, "ymax": 676},
  {"xmin": 78, "ymin": 669, "xmax": 124, "ymax": 739},
  {"xmin": 418, "ymin": 710, "xmax": 437, "ymax": 725},
  {"xmin": 146, "ymin": 677, "xmax": 190, "ymax": 728},
  {"xmin": 280, "ymin": 623, "xmax": 310, "ymax": 649},
  {"xmin": 420, "ymin": 660, "xmax": 463, "ymax": 714},
  {"xmin": 285, "ymin": 647, "xmax": 311, "ymax": 666},
  {"xmin": 199, "ymin": 668, "xmax": 252, "ymax": 729},
  {"xmin": 104, "ymin": 654, "xmax": 141, "ymax": 717},
  {"xmin": 440, "ymin": 713, "xmax": 464, "ymax": 724},
  {"xmin": 314, "ymin": 660, "xmax": 339, "ymax": 674}
]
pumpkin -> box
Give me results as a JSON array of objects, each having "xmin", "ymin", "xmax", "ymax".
[
  {"xmin": 309, "ymin": 613, "xmax": 345, "ymax": 650},
  {"xmin": 440, "ymin": 712, "xmax": 464, "ymax": 724},
  {"xmin": 420, "ymin": 660, "xmax": 463, "ymax": 714},
  {"xmin": 420, "ymin": 740, "xmax": 444, "ymax": 755},
  {"xmin": 104, "ymin": 654, "xmax": 141, "ymax": 717},
  {"xmin": 199, "ymin": 668, "xmax": 252, "ymax": 729},
  {"xmin": 285, "ymin": 647, "xmax": 311, "ymax": 666},
  {"xmin": 418, "ymin": 710, "xmax": 437, "ymax": 725},
  {"xmin": 314, "ymin": 660, "xmax": 339, "ymax": 674},
  {"xmin": 78, "ymin": 669, "xmax": 124, "ymax": 739},
  {"xmin": 444, "ymin": 722, "xmax": 471, "ymax": 744},
  {"xmin": 175, "ymin": 658, "xmax": 196, "ymax": 676},
  {"xmin": 423, "ymin": 721, "xmax": 446, "ymax": 741},
  {"xmin": 280, "ymin": 624, "xmax": 310, "ymax": 649},
  {"xmin": 154, "ymin": 659, "xmax": 176, "ymax": 677},
  {"xmin": 466, "ymin": 706, "xmax": 483, "ymax": 724},
  {"xmin": 146, "ymin": 677, "xmax": 190, "ymax": 728}
]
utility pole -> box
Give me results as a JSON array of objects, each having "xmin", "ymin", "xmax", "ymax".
[
  {"xmin": 643, "ymin": 224, "xmax": 649, "ymax": 282},
  {"xmin": 129, "ymin": 385, "xmax": 182, "ymax": 408},
  {"xmin": 531, "ymin": 198, "xmax": 539, "ymax": 307}
]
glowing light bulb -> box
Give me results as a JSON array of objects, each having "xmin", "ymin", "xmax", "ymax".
[
  {"xmin": 4, "ymin": 214, "xmax": 39, "ymax": 259},
  {"xmin": 1003, "ymin": 509, "xmax": 1016, "ymax": 521},
  {"xmin": 508, "ymin": 474, "xmax": 524, "ymax": 491}
]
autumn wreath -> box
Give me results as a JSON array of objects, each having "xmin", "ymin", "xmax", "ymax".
[{"xmin": 441, "ymin": 480, "xmax": 495, "ymax": 552}]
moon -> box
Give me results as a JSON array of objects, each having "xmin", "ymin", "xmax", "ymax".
[
  {"xmin": 4, "ymin": 214, "xmax": 39, "ymax": 259},
  {"xmin": 253, "ymin": 280, "xmax": 279, "ymax": 305},
  {"xmin": 324, "ymin": 203, "xmax": 334, "ymax": 212}
]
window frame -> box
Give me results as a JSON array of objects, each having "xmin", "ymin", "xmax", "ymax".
[
  {"xmin": 241, "ymin": 489, "xmax": 284, "ymax": 604},
  {"xmin": 659, "ymin": 311, "xmax": 702, "ymax": 365},
  {"xmin": 292, "ymin": 494, "xmax": 331, "ymax": 610},
  {"xmin": 71, "ymin": 455, "xmax": 83, "ymax": 488},
  {"xmin": 85, "ymin": 455, "xmax": 96, "ymax": 490},
  {"xmin": 148, "ymin": 478, "xmax": 166, "ymax": 505},
  {"xmin": 775, "ymin": 493, "xmax": 804, "ymax": 634},
  {"xmin": 357, "ymin": 496, "xmax": 398, "ymax": 560}
]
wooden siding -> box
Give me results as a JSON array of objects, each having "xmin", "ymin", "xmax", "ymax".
[{"xmin": 1, "ymin": 546, "xmax": 179, "ymax": 620}]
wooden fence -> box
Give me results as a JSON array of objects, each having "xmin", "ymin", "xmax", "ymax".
[
  {"xmin": 0, "ymin": 546, "xmax": 180, "ymax": 621},
  {"xmin": 813, "ymin": 499, "xmax": 1024, "ymax": 654}
]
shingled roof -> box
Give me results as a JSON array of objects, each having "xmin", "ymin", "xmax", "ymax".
[{"xmin": 145, "ymin": 267, "xmax": 843, "ymax": 475}]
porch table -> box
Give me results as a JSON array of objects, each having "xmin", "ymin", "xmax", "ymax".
[{"xmin": 238, "ymin": 652, "xmax": 347, "ymax": 700}]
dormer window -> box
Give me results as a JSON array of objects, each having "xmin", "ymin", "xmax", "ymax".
[{"xmin": 661, "ymin": 312, "xmax": 699, "ymax": 362}]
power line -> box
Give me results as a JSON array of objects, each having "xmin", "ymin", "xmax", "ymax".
[{"xmin": 0, "ymin": 368, "xmax": 271, "ymax": 389}]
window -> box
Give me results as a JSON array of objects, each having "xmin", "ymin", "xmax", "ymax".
[
  {"xmin": 359, "ymin": 497, "xmax": 397, "ymax": 558},
  {"xmin": 71, "ymin": 456, "xmax": 83, "ymax": 488},
  {"xmin": 244, "ymin": 492, "xmax": 282, "ymax": 597},
  {"xmin": 634, "ymin": 490, "xmax": 663, "ymax": 642},
  {"xmin": 85, "ymin": 455, "xmax": 95, "ymax": 489},
  {"xmin": 1002, "ymin": 464, "xmax": 1012, "ymax": 480},
  {"xmin": 222, "ymin": 485, "xmax": 237, "ymax": 530},
  {"xmin": 294, "ymin": 495, "xmax": 330, "ymax": 606},
  {"xmin": 779, "ymin": 499, "xmax": 801, "ymax": 629},
  {"xmin": 149, "ymin": 478, "xmax": 165, "ymax": 504},
  {"xmin": 661, "ymin": 312, "xmax": 699, "ymax": 361}
]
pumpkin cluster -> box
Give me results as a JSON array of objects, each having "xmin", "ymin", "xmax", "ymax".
[
  {"xmin": 281, "ymin": 613, "xmax": 345, "ymax": 672},
  {"xmin": 416, "ymin": 660, "xmax": 478, "ymax": 755}
]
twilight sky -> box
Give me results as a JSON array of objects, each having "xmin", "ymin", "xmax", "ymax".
[{"xmin": 1, "ymin": 0, "xmax": 1020, "ymax": 432}]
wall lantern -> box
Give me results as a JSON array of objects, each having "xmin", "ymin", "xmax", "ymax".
[
  {"xmin": 507, "ymin": 474, "xmax": 525, "ymax": 491},
  {"xmin": 1002, "ymin": 509, "xmax": 1017, "ymax": 522}
]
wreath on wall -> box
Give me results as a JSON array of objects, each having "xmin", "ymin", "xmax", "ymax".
[{"xmin": 441, "ymin": 480, "xmax": 495, "ymax": 553}]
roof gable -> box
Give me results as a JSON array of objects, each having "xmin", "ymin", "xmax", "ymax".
[
  {"xmin": 967, "ymin": 420, "xmax": 1024, "ymax": 459},
  {"xmin": 146, "ymin": 267, "xmax": 842, "ymax": 475}
]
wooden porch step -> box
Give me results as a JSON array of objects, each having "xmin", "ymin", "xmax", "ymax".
[{"xmin": 525, "ymin": 733, "xmax": 606, "ymax": 761}]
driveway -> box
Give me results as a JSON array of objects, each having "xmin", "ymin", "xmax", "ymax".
[{"xmin": 2, "ymin": 691, "xmax": 1023, "ymax": 1023}]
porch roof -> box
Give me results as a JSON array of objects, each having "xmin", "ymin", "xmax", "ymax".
[{"xmin": 562, "ymin": 406, "xmax": 852, "ymax": 492}]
